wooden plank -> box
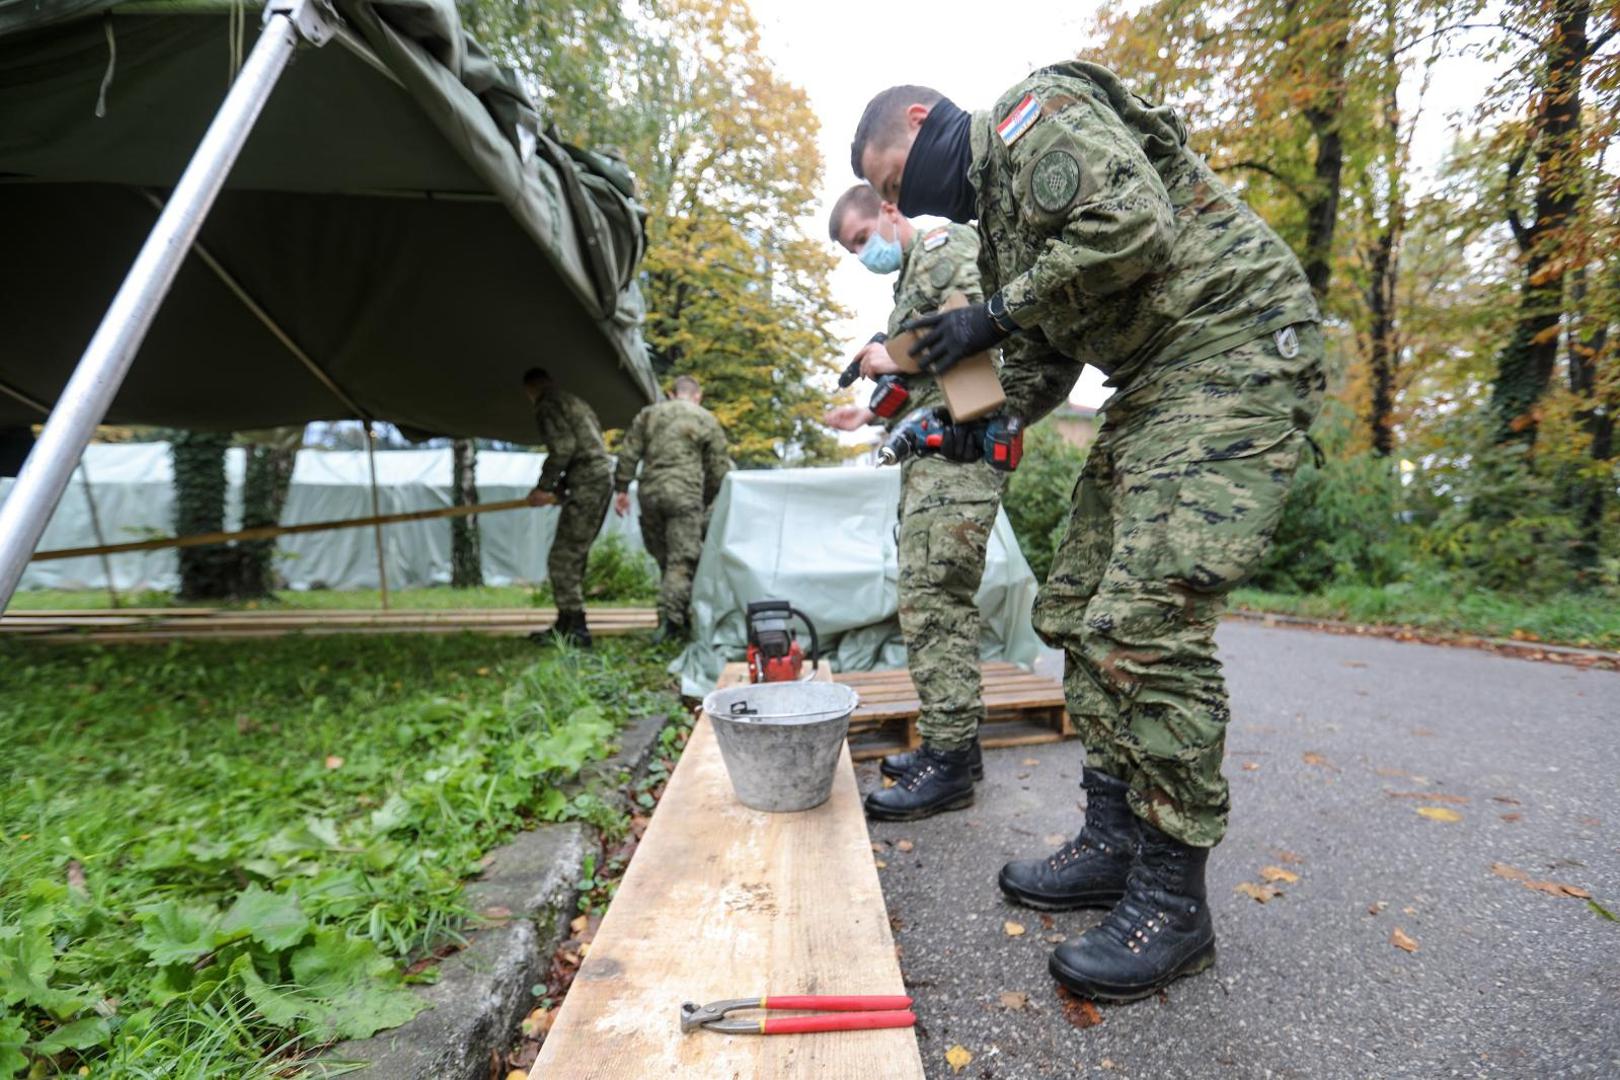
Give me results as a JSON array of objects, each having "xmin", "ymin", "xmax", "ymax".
[{"xmin": 533, "ymin": 666, "xmax": 922, "ymax": 1079}]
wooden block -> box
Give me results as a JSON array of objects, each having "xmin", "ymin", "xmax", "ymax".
[
  {"xmin": 532, "ymin": 667, "xmax": 921, "ymax": 1079},
  {"xmin": 883, "ymin": 293, "xmax": 1006, "ymax": 421}
]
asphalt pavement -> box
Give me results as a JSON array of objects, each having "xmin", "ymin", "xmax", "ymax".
[{"xmin": 859, "ymin": 622, "xmax": 1620, "ymax": 1079}]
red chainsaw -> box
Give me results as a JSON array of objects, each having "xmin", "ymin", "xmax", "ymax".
[{"xmin": 745, "ymin": 599, "xmax": 820, "ymax": 683}]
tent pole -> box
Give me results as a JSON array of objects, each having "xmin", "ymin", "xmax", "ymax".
[
  {"xmin": 0, "ymin": 0, "xmax": 335, "ymax": 614},
  {"xmin": 365, "ymin": 423, "xmax": 390, "ymax": 610}
]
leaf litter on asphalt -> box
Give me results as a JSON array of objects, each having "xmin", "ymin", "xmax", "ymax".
[
  {"xmin": 1390, "ymin": 928, "xmax": 1419, "ymax": 953},
  {"xmin": 1491, "ymin": 862, "xmax": 1592, "ymax": 899},
  {"xmin": 1417, "ymin": 806, "xmax": 1463, "ymax": 822},
  {"xmin": 1056, "ymin": 987, "xmax": 1104, "ymax": 1029},
  {"xmin": 945, "ymin": 1045, "xmax": 973, "ymax": 1073}
]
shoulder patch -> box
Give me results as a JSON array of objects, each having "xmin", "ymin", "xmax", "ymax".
[
  {"xmin": 921, "ymin": 228, "xmax": 950, "ymax": 251},
  {"xmin": 996, "ymin": 93, "xmax": 1042, "ymax": 146},
  {"xmin": 928, "ymin": 260, "xmax": 955, "ymax": 290},
  {"xmin": 1030, "ymin": 149, "xmax": 1083, "ymax": 213}
]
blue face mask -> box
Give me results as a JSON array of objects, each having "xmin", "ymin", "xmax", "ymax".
[{"xmin": 858, "ymin": 220, "xmax": 903, "ymax": 275}]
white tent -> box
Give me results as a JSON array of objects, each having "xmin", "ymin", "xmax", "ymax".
[{"xmin": 5, "ymin": 443, "xmax": 645, "ymax": 593}]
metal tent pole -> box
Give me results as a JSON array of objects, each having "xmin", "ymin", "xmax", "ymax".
[
  {"xmin": 364, "ymin": 422, "xmax": 391, "ymax": 610},
  {"xmin": 0, "ymin": 0, "xmax": 335, "ymax": 613}
]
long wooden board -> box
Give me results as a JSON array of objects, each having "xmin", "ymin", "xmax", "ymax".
[
  {"xmin": 0, "ymin": 607, "xmax": 657, "ymax": 642},
  {"xmin": 532, "ymin": 666, "xmax": 922, "ymax": 1079}
]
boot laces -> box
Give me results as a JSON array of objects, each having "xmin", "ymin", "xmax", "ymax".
[
  {"xmin": 1095, "ymin": 849, "xmax": 1185, "ymax": 953},
  {"xmin": 1046, "ymin": 828, "xmax": 1112, "ymax": 869}
]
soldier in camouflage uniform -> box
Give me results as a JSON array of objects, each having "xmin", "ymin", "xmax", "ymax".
[
  {"xmin": 823, "ymin": 183, "xmax": 1003, "ymax": 822},
  {"xmin": 523, "ymin": 367, "xmax": 615, "ymax": 648},
  {"xmin": 613, "ymin": 374, "xmax": 731, "ymax": 642},
  {"xmin": 850, "ymin": 62, "xmax": 1325, "ymax": 1000}
]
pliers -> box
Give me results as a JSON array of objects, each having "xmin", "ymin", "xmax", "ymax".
[{"xmin": 679, "ymin": 994, "xmax": 915, "ymax": 1035}]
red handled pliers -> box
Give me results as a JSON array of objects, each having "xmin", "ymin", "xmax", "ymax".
[{"xmin": 679, "ymin": 994, "xmax": 915, "ymax": 1035}]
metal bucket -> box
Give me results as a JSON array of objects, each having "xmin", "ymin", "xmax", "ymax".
[{"xmin": 701, "ymin": 681, "xmax": 860, "ymax": 813}]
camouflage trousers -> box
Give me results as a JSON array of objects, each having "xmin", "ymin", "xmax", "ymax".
[
  {"xmin": 547, "ymin": 463, "xmax": 613, "ymax": 613},
  {"xmin": 1032, "ymin": 324, "xmax": 1326, "ymax": 847},
  {"xmin": 898, "ymin": 456, "xmax": 1006, "ymax": 751},
  {"xmin": 638, "ymin": 488, "xmax": 706, "ymax": 626}
]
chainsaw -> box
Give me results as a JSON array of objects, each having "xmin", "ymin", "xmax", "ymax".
[{"xmin": 746, "ymin": 600, "xmax": 820, "ymax": 683}]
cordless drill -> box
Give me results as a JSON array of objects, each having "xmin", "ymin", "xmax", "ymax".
[
  {"xmin": 877, "ymin": 408, "xmax": 1024, "ymax": 472},
  {"xmin": 838, "ymin": 333, "xmax": 911, "ymax": 420}
]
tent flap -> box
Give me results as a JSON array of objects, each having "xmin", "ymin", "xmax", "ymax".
[{"xmin": 0, "ymin": 0, "xmax": 657, "ymax": 437}]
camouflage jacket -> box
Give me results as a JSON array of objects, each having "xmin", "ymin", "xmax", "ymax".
[
  {"xmin": 532, "ymin": 388, "xmax": 610, "ymax": 493},
  {"xmin": 881, "ymin": 222, "xmax": 986, "ymax": 430},
  {"xmin": 970, "ymin": 61, "xmax": 1320, "ymax": 419},
  {"xmin": 613, "ymin": 397, "xmax": 731, "ymax": 505}
]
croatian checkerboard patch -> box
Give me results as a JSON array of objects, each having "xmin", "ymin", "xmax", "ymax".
[
  {"xmin": 922, "ymin": 228, "xmax": 950, "ymax": 251},
  {"xmin": 996, "ymin": 93, "xmax": 1041, "ymax": 146}
]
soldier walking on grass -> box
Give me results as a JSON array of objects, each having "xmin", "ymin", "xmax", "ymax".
[
  {"xmin": 613, "ymin": 375, "xmax": 731, "ymax": 643},
  {"xmin": 823, "ymin": 183, "xmax": 1002, "ymax": 822},
  {"xmin": 523, "ymin": 367, "xmax": 614, "ymax": 649},
  {"xmin": 849, "ymin": 62, "xmax": 1325, "ymax": 1002}
]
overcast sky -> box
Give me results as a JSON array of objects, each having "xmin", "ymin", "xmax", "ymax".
[{"xmin": 745, "ymin": 0, "xmax": 1497, "ymax": 412}]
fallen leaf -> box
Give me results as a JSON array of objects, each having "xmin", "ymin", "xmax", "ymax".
[
  {"xmin": 1241, "ymin": 762, "xmax": 1260, "ymax": 771},
  {"xmin": 1403, "ymin": 906, "xmax": 1418, "ymax": 916},
  {"xmin": 1101, "ymin": 1059, "xmax": 1117, "ymax": 1070},
  {"xmin": 871, "ymin": 841, "xmax": 886, "ymax": 852},
  {"xmin": 1342, "ymin": 660, "xmax": 1368, "ymax": 668},
  {"xmin": 1525, "ymin": 881, "xmax": 1590, "ymax": 899},
  {"xmin": 1375, "ymin": 766, "xmax": 1413, "ymax": 778},
  {"xmin": 1491, "ymin": 862, "xmax": 1529, "ymax": 883},
  {"xmin": 1259, "ymin": 866, "xmax": 1299, "ymax": 884},
  {"xmin": 1056, "ymin": 986, "xmax": 1103, "ymax": 1029},
  {"xmin": 874, "ymin": 859, "xmax": 887, "ymax": 869},
  {"xmin": 1386, "ymin": 791, "xmax": 1469, "ymax": 804},
  {"xmin": 1003, "ymin": 920, "xmax": 1026, "ymax": 937},
  {"xmin": 519, "ymin": 1007, "xmax": 555, "ymax": 1038},
  {"xmin": 1044, "ymin": 933, "xmax": 1067, "ymax": 944},
  {"xmin": 1022, "ymin": 758, "xmax": 1041, "ymax": 766},
  {"xmin": 1491, "ymin": 796, "xmax": 1522, "ymax": 806},
  {"xmin": 1500, "ymin": 813, "xmax": 1523, "ymax": 822},
  {"xmin": 1412, "ymin": 727, "xmax": 1437, "ymax": 737},
  {"xmin": 1272, "ymin": 849, "xmax": 1304, "ymax": 864},
  {"xmin": 1416, "ymin": 806, "xmax": 1462, "ymax": 823},
  {"xmin": 1235, "ymin": 882, "xmax": 1281, "ymax": 903},
  {"xmin": 1302, "ymin": 751, "xmax": 1333, "ymax": 769},
  {"xmin": 1039, "ymin": 914, "xmax": 1055, "ymax": 930},
  {"xmin": 881, "ymin": 776, "xmax": 896, "ymax": 789},
  {"xmin": 1367, "ymin": 900, "xmax": 1387, "ymax": 915},
  {"xmin": 477, "ymin": 667, "xmax": 492, "ymax": 676},
  {"xmin": 570, "ymin": 914, "xmax": 589, "ymax": 935},
  {"xmin": 324, "ymin": 755, "xmax": 344, "ymax": 770},
  {"xmin": 1390, "ymin": 927, "xmax": 1419, "ymax": 953},
  {"xmin": 896, "ymin": 839, "xmax": 915, "ymax": 853},
  {"xmin": 998, "ymin": 991, "xmax": 1029, "ymax": 1010},
  {"xmin": 945, "ymin": 1045, "xmax": 973, "ymax": 1073},
  {"xmin": 505, "ymin": 1071, "xmax": 529, "ymax": 1080}
]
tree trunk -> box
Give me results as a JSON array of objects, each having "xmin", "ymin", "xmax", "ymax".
[
  {"xmin": 1568, "ymin": 262, "xmax": 1615, "ymax": 575},
  {"xmin": 171, "ymin": 431, "xmax": 233, "ymax": 600},
  {"xmin": 1364, "ymin": 0, "xmax": 1403, "ymax": 456},
  {"xmin": 1301, "ymin": 2, "xmax": 1352, "ymax": 299},
  {"xmin": 451, "ymin": 437, "xmax": 483, "ymax": 588},
  {"xmin": 1491, "ymin": 0, "xmax": 1591, "ymax": 445},
  {"xmin": 236, "ymin": 443, "xmax": 297, "ymax": 597}
]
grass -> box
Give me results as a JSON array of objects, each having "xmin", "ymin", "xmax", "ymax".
[
  {"xmin": 0, "ymin": 632, "xmax": 680, "ymax": 1077},
  {"xmin": 1231, "ymin": 582, "xmax": 1620, "ymax": 651}
]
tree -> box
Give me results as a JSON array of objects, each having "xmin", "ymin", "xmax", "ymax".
[
  {"xmin": 450, "ymin": 437, "xmax": 483, "ymax": 587},
  {"xmin": 171, "ymin": 431, "xmax": 233, "ymax": 600},
  {"xmin": 463, "ymin": 0, "xmax": 847, "ymax": 466}
]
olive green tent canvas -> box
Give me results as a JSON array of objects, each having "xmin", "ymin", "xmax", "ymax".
[{"xmin": 0, "ymin": 0, "xmax": 657, "ymax": 439}]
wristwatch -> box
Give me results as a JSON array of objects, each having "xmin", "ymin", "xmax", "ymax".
[{"xmin": 985, "ymin": 293, "xmax": 1019, "ymax": 336}]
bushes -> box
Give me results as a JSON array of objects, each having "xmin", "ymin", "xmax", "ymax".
[
  {"xmin": 531, "ymin": 532, "xmax": 660, "ymax": 605},
  {"xmin": 1004, "ymin": 424, "xmax": 1087, "ymax": 582}
]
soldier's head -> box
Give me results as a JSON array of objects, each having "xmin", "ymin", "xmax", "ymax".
[
  {"xmin": 851, "ymin": 85, "xmax": 976, "ymax": 223},
  {"xmin": 827, "ymin": 183, "xmax": 912, "ymax": 275},
  {"xmin": 671, "ymin": 374, "xmax": 702, "ymax": 404},
  {"xmin": 522, "ymin": 366, "xmax": 552, "ymax": 403}
]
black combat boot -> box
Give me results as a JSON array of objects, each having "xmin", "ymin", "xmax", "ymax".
[
  {"xmin": 531, "ymin": 611, "xmax": 591, "ymax": 648},
  {"xmin": 999, "ymin": 768, "xmax": 1135, "ymax": 910},
  {"xmin": 863, "ymin": 744, "xmax": 975, "ymax": 821},
  {"xmin": 881, "ymin": 738, "xmax": 984, "ymax": 782},
  {"xmin": 1048, "ymin": 821, "xmax": 1216, "ymax": 1003}
]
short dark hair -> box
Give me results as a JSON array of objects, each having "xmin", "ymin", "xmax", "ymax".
[
  {"xmin": 850, "ymin": 85, "xmax": 943, "ymax": 179},
  {"xmin": 672, "ymin": 374, "xmax": 701, "ymax": 396},
  {"xmin": 827, "ymin": 184, "xmax": 883, "ymax": 242},
  {"xmin": 522, "ymin": 366, "xmax": 550, "ymax": 387}
]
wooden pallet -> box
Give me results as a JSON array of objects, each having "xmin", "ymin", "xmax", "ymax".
[
  {"xmin": 532, "ymin": 663, "xmax": 922, "ymax": 1078},
  {"xmin": 0, "ymin": 607, "xmax": 657, "ymax": 643},
  {"xmin": 832, "ymin": 661, "xmax": 1072, "ymax": 760}
]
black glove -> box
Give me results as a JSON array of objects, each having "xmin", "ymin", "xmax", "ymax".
[{"xmin": 900, "ymin": 298, "xmax": 1014, "ymax": 374}]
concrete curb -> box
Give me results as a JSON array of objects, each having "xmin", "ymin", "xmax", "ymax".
[
  {"xmin": 315, "ymin": 712, "xmax": 673, "ymax": 1078},
  {"xmin": 1225, "ymin": 608, "xmax": 1620, "ymax": 665}
]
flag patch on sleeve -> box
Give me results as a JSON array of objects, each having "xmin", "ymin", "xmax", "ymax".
[
  {"xmin": 922, "ymin": 228, "xmax": 950, "ymax": 251},
  {"xmin": 996, "ymin": 94, "xmax": 1042, "ymax": 146}
]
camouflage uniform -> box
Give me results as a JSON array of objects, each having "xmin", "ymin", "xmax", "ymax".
[
  {"xmin": 532, "ymin": 389, "xmax": 613, "ymax": 613},
  {"xmin": 613, "ymin": 398, "xmax": 731, "ymax": 626},
  {"xmin": 885, "ymin": 223, "xmax": 1005, "ymax": 751},
  {"xmin": 970, "ymin": 62, "xmax": 1326, "ymax": 846}
]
